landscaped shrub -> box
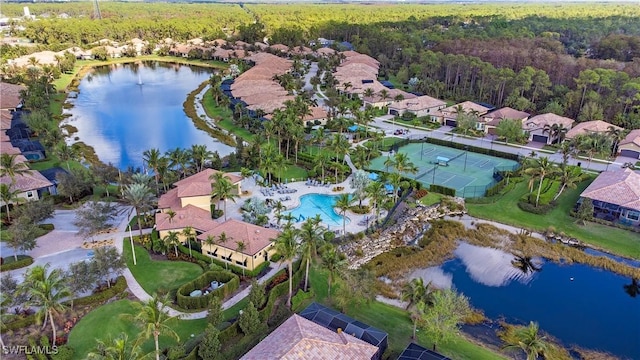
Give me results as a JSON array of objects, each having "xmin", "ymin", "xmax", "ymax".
[
  {"xmin": 1, "ymin": 314, "xmax": 37, "ymax": 331},
  {"xmin": 50, "ymin": 345, "xmax": 74, "ymax": 360},
  {"xmin": 70, "ymin": 276, "xmax": 127, "ymax": 307},
  {"xmin": 517, "ymin": 201, "xmax": 555, "ymax": 214},
  {"xmin": 176, "ymin": 245, "xmax": 269, "ymax": 277},
  {"xmin": 39, "ymin": 223, "xmax": 55, "ymax": 231},
  {"xmin": 0, "ymin": 255, "xmax": 34, "ymax": 271},
  {"xmin": 291, "ymin": 289, "xmax": 315, "ymax": 311},
  {"xmin": 349, "ymin": 205, "xmax": 370, "ymax": 214},
  {"xmin": 176, "ymin": 271, "xmax": 240, "ymax": 309},
  {"xmin": 414, "ymin": 189, "xmax": 429, "ymax": 199},
  {"xmin": 429, "ymin": 184, "xmax": 456, "ymax": 197}
]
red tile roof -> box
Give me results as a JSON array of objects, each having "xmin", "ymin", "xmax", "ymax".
[
  {"xmin": 0, "ymin": 82, "xmax": 25, "ymax": 109},
  {"xmin": 484, "ymin": 107, "xmax": 530, "ymax": 125},
  {"xmin": 620, "ymin": 129, "xmax": 640, "ymax": 147},
  {"xmin": 241, "ymin": 314, "xmax": 377, "ymax": 360},
  {"xmin": 157, "ymin": 187, "xmax": 181, "ymax": 210},
  {"xmin": 155, "ymin": 204, "xmax": 218, "ymax": 233},
  {"xmin": 580, "ymin": 168, "xmax": 640, "ymax": 212},
  {"xmin": 388, "ymin": 95, "xmax": 446, "ymax": 112},
  {"xmin": 565, "ymin": 120, "xmax": 623, "ymax": 139},
  {"xmin": 173, "ymin": 169, "xmax": 241, "ymax": 196},
  {"xmin": 197, "ymin": 219, "xmax": 279, "ymax": 256},
  {"xmin": 522, "ymin": 113, "xmax": 575, "ymax": 131},
  {"xmin": 0, "ymin": 171, "xmax": 53, "ymax": 193}
]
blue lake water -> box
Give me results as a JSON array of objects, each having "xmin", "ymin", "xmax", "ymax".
[
  {"xmin": 285, "ymin": 193, "xmax": 350, "ymax": 228},
  {"xmin": 64, "ymin": 61, "xmax": 234, "ymax": 169},
  {"xmin": 412, "ymin": 243, "xmax": 640, "ymax": 358}
]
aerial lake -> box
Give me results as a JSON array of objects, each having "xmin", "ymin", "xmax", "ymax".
[
  {"xmin": 64, "ymin": 61, "xmax": 234, "ymax": 170},
  {"xmin": 411, "ymin": 243, "xmax": 640, "ymax": 359}
]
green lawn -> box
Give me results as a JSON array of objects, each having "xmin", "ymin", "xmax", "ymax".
[
  {"xmin": 308, "ymin": 265, "xmax": 505, "ymax": 359},
  {"xmin": 280, "ymin": 164, "xmax": 309, "ymax": 182},
  {"xmin": 303, "ymin": 145, "xmax": 337, "ymax": 158},
  {"xmin": 467, "ymin": 179, "xmax": 640, "ymax": 259},
  {"xmin": 201, "ymin": 89, "xmax": 255, "ymax": 142},
  {"xmin": 67, "ymin": 299, "xmax": 207, "ymax": 360},
  {"xmin": 123, "ymin": 240, "xmax": 203, "ymax": 295},
  {"xmin": 418, "ymin": 192, "xmax": 443, "ymax": 206},
  {"xmin": 365, "ymin": 136, "xmax": 405, "ymax": 151},
  {"xmin": 28, "ymin": 154, "xmax": 83, "ymax": 172}
]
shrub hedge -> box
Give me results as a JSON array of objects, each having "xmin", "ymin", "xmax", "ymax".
[
  {"xmin": 176, "ymin": 244, "xmax": 270, "ymax": 277},
  {"xmin": 429, "ymin": 184, "xmax": 456, "ymax": 196},
  {"xmin": 176, "ymin": 271, "xmax": 239, "ymax": 309},
  {"xmin": 70, "ymin": 276, "xmax": 127, "ymax": 307},
  {"xmin": 517, "ymin": 201, "xmax": 556, "ymax": 214},
  {"xmin": 259, "ymin": 260, "xmax": 302, "ymax": 323},
  {"xmin": 0, "ymin": 256, "xmax": 34, "ymax": 271}
]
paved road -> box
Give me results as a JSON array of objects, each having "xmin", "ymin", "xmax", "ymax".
[{"xmin": 371, "ymin": 116, "xmax": 631, "ymax": 173}]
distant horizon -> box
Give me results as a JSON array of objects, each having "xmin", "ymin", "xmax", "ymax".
[{"xmin": 3, "ymin": 0, "xmax": 639, "ymax": 3}]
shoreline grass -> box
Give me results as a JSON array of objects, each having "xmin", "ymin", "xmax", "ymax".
[{"xmin": 466, "ymin": 180, "xmax": 640, "ymax": 259}]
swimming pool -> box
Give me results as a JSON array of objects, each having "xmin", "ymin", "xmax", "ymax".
[{"xmin": 285, "ymin": 194, "xmax": 350, "ymax": 228}]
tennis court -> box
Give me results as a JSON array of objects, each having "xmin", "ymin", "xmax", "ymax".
[{"xmin": 369, "ymin": 142, "xmax": 520, "ymax": 197}]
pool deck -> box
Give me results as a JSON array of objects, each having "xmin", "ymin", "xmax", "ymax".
[{"xmin": 228, "ymin": 174, "xmax": 380, "ymax": 235}]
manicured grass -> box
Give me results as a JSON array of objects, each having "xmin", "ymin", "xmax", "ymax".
[
  {"xmin": 123, "ymin": 240, "xmax": 203, "ymax": 295},
  {"xmin": 418, "ymin": 192, "xmax": 443, "ymax": 206},
  {"xmin": 67, "ymin": 299, "xmax": 207, "ymax": 360},
  {"xmin": 365, "ymin": 136, "xmax": 406, "ymax": 151},
  {"xmin": 28, "ymin": 155, "xmax": 83, "ymax": 172},
  {"xmin": 201, "ymin": 89, "xmax": 255, "ymax": 142},
  {"xmin": 308, "ymin": 266, "xmax": 504, "ymax": 359},
  {"xmin": 222, "ymin": 297, "xmax": 249, "ymax": 321},
  {"xmin": 280, "ymin": 164, "xmax": 308, "ymax": 182},
  {"xmin": 467, "ymin": 179, "xmax": 640, "ymax": 259},
  {"xmin": 303, "ymin": 145, "xmax": 337, "ymax": 158}
]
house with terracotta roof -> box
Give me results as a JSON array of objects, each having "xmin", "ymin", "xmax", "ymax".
[
  {"xmin": 241, "ymin": 314, "xmax": 379, "ymax": 360},
  {"xmin": 197, "ymin": 219, "xmax": 279, "ymax": 271},
  {"xmin": 388, "ymin": 95, "xmax": 447, "ymax": 118},
  {"xmin": 481, "ymin": 107, "xmax": 530, "ymax": 135},
  {"xmin": 156, "ymin": 168, "xmax": 242, "ymax": 239},
  {"xmin": 434, "ymin": 101, "xmax": 492, "ymax": 127},
  {"xmin": 565, "ymin": 120, "xmax": 622, "ymax": 140},
  {"xmin": 522, "ymin": 113, "xmax": 575, "ymax": 144},
  {"xmin": 579, "ymin": 168, "xmax": 640, "ymax": 226},
  {"xmin": 0, "ymin": 167, "xmax": 54, "ymax": 206},
  {"xmin": 0, "ymin": 82, "xmax": 25, "ymax": 110},
  {"xmin": 619, "ymin": 129, "xmax": 640, "ymax": 159}
]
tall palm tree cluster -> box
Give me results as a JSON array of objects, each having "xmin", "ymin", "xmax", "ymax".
[
  {"xmin": 142, "ymin": 144, "xmax": 221, "ymax": 195},
  {"xmin": 523, "ymin": 154, "xmax": 585, "ymax": 208}
]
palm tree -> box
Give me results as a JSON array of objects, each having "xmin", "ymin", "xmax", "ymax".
[
  {"xmin": 163, "ymin": 231, "xmax": 180, "ymax": 257},
  {"xmin": 313, "ymin": 152, "xmax": 331, "ymax": 183},
  {"xmin": 365, "ymin": 181, "xmax": 386, "ymax": 223},
  {"xmin": 390, "ymin": 153, "xmax": 418, "ymax": 176},
  {"xmin": 607, "ymin": 126, "xmax": 626, "ymax": 157},
  {"xmin": 0, "ymin": 183, "xmax": 21, "ymax": 221},
  {"xmin": 388, "ymin": 172, "xmax": 403, "ymax": 203},
  {"xmin": 142, "ymin": 148, "xmax": 162, "ymax": 194},
  {"xmin": 182, "ymin": 226, "xmax": 195, "ymax": 257},
  {"xmin": 299, "ymin": 216, "xmax": 324, "ymax": 291},
  {"xmin": 236, "ymin": 241, "xmax": 247, "ymax": 276},
  {"xmin": 401, "ymin": 278, "xmax": 434, "ymax": 339},
  {"xmin": 203, "ymin": 235, "xmax": 216, "ymax": 264},
  {"xmin": 275, "ymin": 227, "xmax": 299, "ymax": 308},
  {"xmin": 189, "ymin": 144, "xmax": 213, "ymax": 173},
  {"xmin": 122, "ymin": 183, "xmax": 156, "ymax": 239},
  {"xmin": 502, "ymin": 321, "xmax": 549, "ymax": 360},
  {"xmin": 210, "ymin": 172, "xmax": 239, "ymax": 221},
  {"xmin": 166, "ymin": 148, "xmax": 189, "ymax": 179},
  {"xmin": 553, "ymin": 166, "xmax": 582, "ymax": 200},
  {"xmin": 88, "ymin": 333, "xmax": 143, "ymax": 360},
  {"xmin": 350, "ymin": 145, "xmax": 370, "ymax": 169},
  {"xmin": 329, "ymin": 134, "xmax": 350, "ymax": 166},
  {"xmin": 321, "ymin": 246, "xmax": 346, "ymax": 299},
  {"xmin": 53, "ymin": 142, "xmax": 78, "ymax": 172},
  {"xmin": 574, "ymin": 133, "xmax": 612, "ymax": 170},
  {"xmin": 542, "ymin": 124, "xmax": 568, "ymax": 144},
  {"xmin": 20, "ymin": 264, "xmax": 71, "ymax": 343},
  {"xmin": 524, "ymin": 157, "xmax": 558, "ymax": 207},
  {"xmin": 259, "ymin": 143, "xmax": 278, "ymax": 185},
  {"xmin": 218, "ymin": 232, "xmax": 230, "ymax": 269},
  {"xmin": 335, "ymin": 193, "xmax": 352, "ymax": 236},
  {"xmin": 0, "ymin": 153, "xmax": 32, "ymax": 183},
  {"xmin": 127, "ymin": 294, "xmax": 180, "ymax": 360}
]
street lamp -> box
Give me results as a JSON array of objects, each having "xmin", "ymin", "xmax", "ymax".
[
  {"xmin": 128, "ymin": 223, "xmax": 137, "ymax": 266},
  {"xmin": 463, "ymin": 146, "xmax": 469, "ymax": 172}
]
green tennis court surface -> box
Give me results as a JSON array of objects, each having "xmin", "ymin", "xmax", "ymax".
[{"xmin": 369, "ymin": 142, "xmax": 520, "ymax": 197}]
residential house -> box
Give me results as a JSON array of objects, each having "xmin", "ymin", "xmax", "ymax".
[
  {"xmin": 522, "ymin": 113, "xmax": 575, "ymax": 144},
  {"xmin": 565, "ymin": 120, "xmax": 622, "ymax": 141},
  {"xmin": 619, "ymin": 129, "xmax": 640, "ymax": 159},
  {"xmin": 197, "ymin": 219, "xmax": 279, "ymax": 271},
  {"xmin": 388, "ymin": 95, "xmax": 447, "ymax": 118},
  {"xmin": 578, "ymin": 168, "xmax": 640, "ymax": 226},
  {"xmin": 435, "ymin": 101, "xmax": 492, "ymax": 127},
  {"xmin": 481, "ymin": 107, "xmax": 530, "ymax": 135},
  {"xmin": 300, "ymin": 302, "xmax": 388, "ymax": 360},
  {"xmin": 0, "ymin": 82, "xmax": 25, "ymax": 110},
  {"xmin": 158, "ymin": 168, "xmax": 242, "ymax": 213},
  {"xmin": 0, "ymin": 167, "xmax": 54, "ymax": 205},
  {"xmin": 241, "ymin": 314, "xmax": 379, "ymax": 360},
  {"xmin": 155, "ymin": 169, "xmax": 242, "ymax": 242}
]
